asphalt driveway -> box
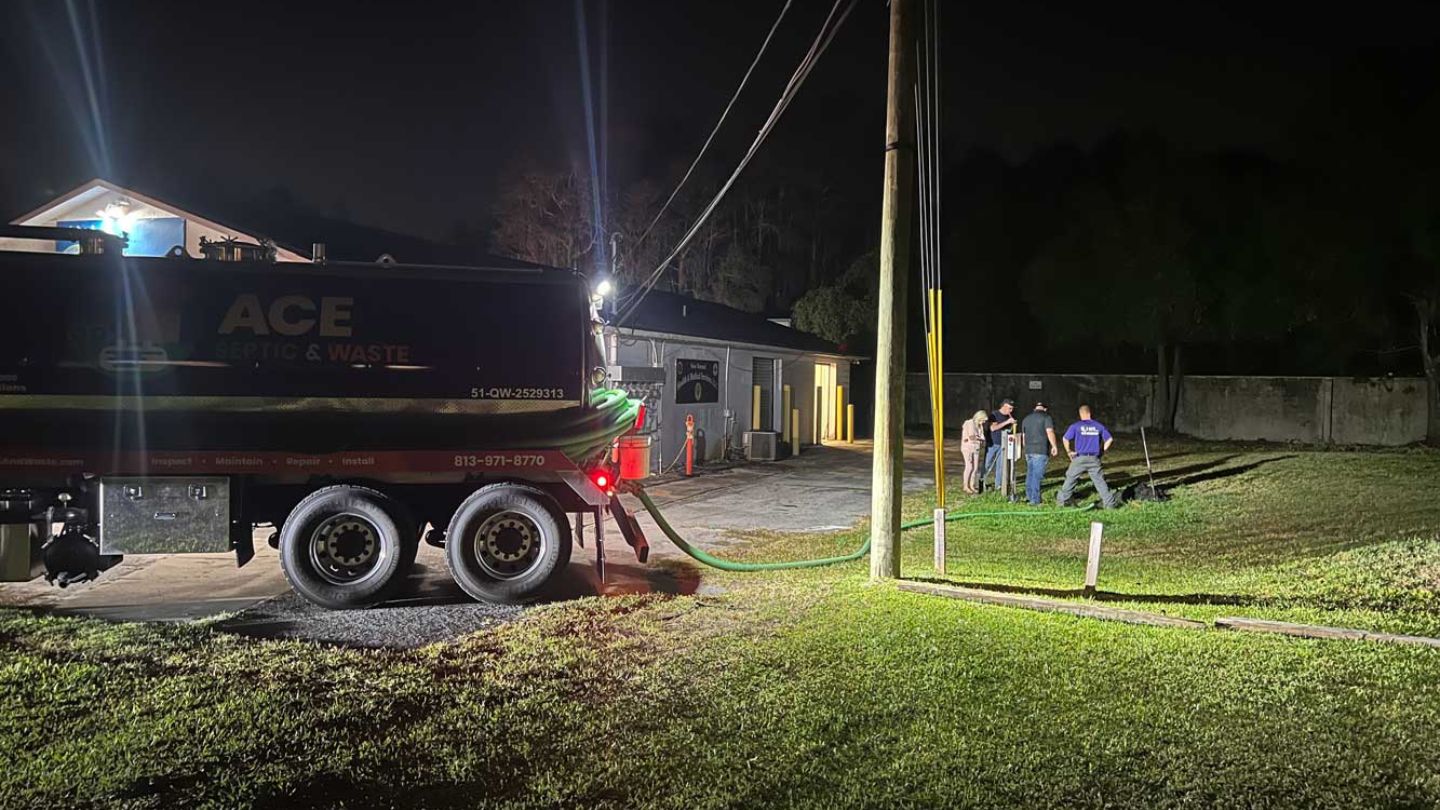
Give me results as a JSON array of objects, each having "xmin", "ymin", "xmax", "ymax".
[{"xmin": 1, "ymin": 440, "xmax": 943, "ymax": 646}]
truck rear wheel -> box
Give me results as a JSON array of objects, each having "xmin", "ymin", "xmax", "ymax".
[
  {"xmin": 278, "ymin": 485, "xmax": 413, "ymax": 609},
  {"xmin": 445, "ymin": 484, "xmax": 570, "ymax": 604}
]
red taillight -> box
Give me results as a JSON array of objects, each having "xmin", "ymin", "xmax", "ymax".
[{"xmin": 591, "ymin": 468, "xmax": 614, "ymax": 495}]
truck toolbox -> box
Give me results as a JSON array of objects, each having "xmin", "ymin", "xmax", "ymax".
[
  {"xmin": 0, "ymin": 489, "xmax": 43, "ymax": 581},
  {"xmin": 99, "ymin": 477, "xmax": 231, "ymax": 555}
]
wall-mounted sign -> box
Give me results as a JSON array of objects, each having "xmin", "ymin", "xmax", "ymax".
[
  {"xmin": 1028, "ymin": 380, "xmax": 1043, "ymax": 390},
  {"xmin": 675, "ymin": 358, "xmax": 720, "ymax": 404}
]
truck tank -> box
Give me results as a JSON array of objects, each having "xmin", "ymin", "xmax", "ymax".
[{"xmin": 0, "ymin": 250, "xmax": 609, "ymax": 466}]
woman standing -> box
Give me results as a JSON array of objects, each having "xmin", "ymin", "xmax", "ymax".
[{"xmin": 961, "ymin": 409, "xmax": 988, "ymax": 494}]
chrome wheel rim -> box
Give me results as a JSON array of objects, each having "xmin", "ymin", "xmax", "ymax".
[
  {"xmin": 309, "ymin": 513, "xmax": 384, "ymax": 585},
  {"xmin": 472, "ymin": 511, "xmax": 544, "ymax": 580}
]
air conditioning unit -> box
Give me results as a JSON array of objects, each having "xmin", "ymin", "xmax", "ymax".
[{"xmin": 743, "ymin": 431, "xmax": 779, "ymax": 462}]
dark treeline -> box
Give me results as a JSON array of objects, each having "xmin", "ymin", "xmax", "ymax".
[
  {"xmin": 485, "ymin": 49, "xmax": 1439, "ymax": 439},
  {"xmin": 938, "ymin": 135, "xmax": 1379, "ymax": 377},
  {"xmin": 797, "ymin": 49, "xmax": 1440, "ymax": 442},
  {"xmin": 487, "ymin": 159, "xmax": 869, "ymax": 316}
]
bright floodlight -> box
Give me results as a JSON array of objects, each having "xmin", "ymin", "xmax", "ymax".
[{"xmin": 595, "ymin": 278, "xmax": 614, "ymax": 297}]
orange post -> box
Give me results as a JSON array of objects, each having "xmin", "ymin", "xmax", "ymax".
[{"xmin": 685, "ymin": 413, "xmax": 696, "ymax": 476}]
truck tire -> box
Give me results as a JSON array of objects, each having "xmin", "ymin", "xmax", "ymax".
[
  {"xmin": 278, "ymin": 485, "xmax": 414, "ymax": 609},
  {"xmin": 445, "ymin": 483, "xmax": 571, "ymax": 604}
]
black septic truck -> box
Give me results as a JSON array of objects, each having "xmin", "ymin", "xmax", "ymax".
[{"xmin": 0, "ymin": 228, "xmax": 648, "ymax": 608}]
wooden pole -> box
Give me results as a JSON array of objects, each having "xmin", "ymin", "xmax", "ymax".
[
  {"xmin": 870, "ymin": 0, "xmax": 915, "ymax": 581},
  {"xmin": 1084, "ymin": 521, "xmax": 1104, "ymax": 595},
  {"xmin": 933, "ymin": 507, "xmax": 945, "ymax": 574}
]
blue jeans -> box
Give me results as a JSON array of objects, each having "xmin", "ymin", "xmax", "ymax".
[
  {"xmin": 1025, "ymin": 453, "xmax": 1049, "ymax": 504},
  {"xmin": 983, "ymin": 445, "xmax": 1003, "ymax": 490}
]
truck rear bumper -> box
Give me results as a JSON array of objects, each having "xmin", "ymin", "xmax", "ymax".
[{"xmin": 609, "ymin": 496, "xmax": 650, "ymax": 563}]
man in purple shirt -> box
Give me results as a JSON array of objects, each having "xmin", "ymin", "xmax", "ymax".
[{"xmin": 1056, "ymin": 404, "xmax": 1120, "ymax": 508}]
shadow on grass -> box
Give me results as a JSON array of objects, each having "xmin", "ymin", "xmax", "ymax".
[
  {"xmin": 1100, "ymin": 454, "xmax": 1241, "ymax": 488},
  {"xmin": 378, "ymin": 556, "xmax": 702, "ymax": 610},
  {"xmin": 907, "ymin": 577, "xmax": 1257, "ymax": 606},
  {"xmin": 1065, "ymin": 454, "xmax": 1297, "ymax": 497},
  {"xmin": 1162, "ymin": 455, "xmax": 1298, "ymax": 487}
]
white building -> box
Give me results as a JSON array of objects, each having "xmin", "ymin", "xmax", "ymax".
[
  {"xmin": 614, "ymin": 291, "xmax": 861, "ymax": 469},
  {"xmin": 2, "ymin": 178, "xmax": 312, "ymax": 261}
]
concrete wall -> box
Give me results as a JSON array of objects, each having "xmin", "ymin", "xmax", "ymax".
[
  {"xmin": 908, "ymin": 373, "xmax": 1155, "ymax": 433},
  {"xmin": 1175, "ymin": 377, "xmax": 1326, "ymax": 442},
  {"xmin": 909, "ymin": 372, "xmax": 1428, "ymax": 446},
  {"xmin": 1330, "ymin": 377, "xmax": 1428, "ymax": 445},
  {"xmin": 615, "ymin": 334, "xmax": 850, "ymax": 470}
]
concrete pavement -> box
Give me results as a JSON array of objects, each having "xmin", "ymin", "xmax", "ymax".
[{"xmin": 0, "ymin": 440, "xmax": 953, "ymax": 645}]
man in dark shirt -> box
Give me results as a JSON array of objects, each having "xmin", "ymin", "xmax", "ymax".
[
  {"xmin": 1019, "ymin": 402, "xmax": 1059, "ymax": 505},
  {"xmin": 982, "ymin": 399, "xmax": 1017, "ymax": 492},
  {"xmin": 1056, "ymin": 404, "xmax": 1120, "ymax": 508}
]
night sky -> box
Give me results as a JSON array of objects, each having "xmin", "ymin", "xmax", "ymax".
[{"xmin": 3, "ymin": 0, "xmax": 1439, "ymax": 240}]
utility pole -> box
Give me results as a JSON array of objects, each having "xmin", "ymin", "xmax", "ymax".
[{"xmin": 870, "ymin": 0, "xmax": 916, "ymax": 580}]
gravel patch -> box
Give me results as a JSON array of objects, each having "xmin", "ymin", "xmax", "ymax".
[
  {"xmin": 217, "ymin": 553, "xmax": 704, "ymax": 648},
  {"xmin": 220, "ymin": 589, "xmax": 526, "ymax": 648}
]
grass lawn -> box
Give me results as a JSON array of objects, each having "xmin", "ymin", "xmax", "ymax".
[
  {"xmin": 2, "ymin": 439, "xmax": 1439, "ymax": 808},
  {"xmin": 893, "ymin": 436, "xmax": 1440, "ymax": 636}
]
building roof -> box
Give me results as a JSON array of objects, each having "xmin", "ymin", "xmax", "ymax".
[
  {"xmin": 12, "ymin": 178, "xmax": 539, "ymax": 269},
  {"xmin": 622, "ymin": 289, "xmax": 851, "ymax": 357}
]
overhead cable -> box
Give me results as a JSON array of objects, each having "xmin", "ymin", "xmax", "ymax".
[
  {"xmin": 633, "ymin": 0, "xmax": 795, "ymax": 250},
  {"xmin": 616, "ymin": 0, "xmax": 857, "ymax": 326}
]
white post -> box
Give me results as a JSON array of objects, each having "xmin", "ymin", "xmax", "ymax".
[
  {"xmin": 1084, "ymin": 521, "xmax": 1104, "ymax": 595},
  {"xmin": 933, "ymin": 508, "xmax": 946, "ymax": 574}
]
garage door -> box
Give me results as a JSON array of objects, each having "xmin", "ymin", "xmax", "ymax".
[{"xmin": 752, "ymin": 357, "xmax": 774, "ymax": 431}]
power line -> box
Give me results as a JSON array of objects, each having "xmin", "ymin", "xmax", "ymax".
[
  {"xmin": 616, "ymin": 0, "xmax": 857, "ymax": 326},
  {"xmin": 634, "ymin": 0, "xmax": 795, "ymax": 250},
  {"xmin": 619, "ymin": 0, "xmax": 847, "ymax": 314}
]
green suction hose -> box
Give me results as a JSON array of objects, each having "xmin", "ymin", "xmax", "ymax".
[
  {"xmin": 633, "ymin": 488, "xmax": 1096, "ymax": 572},
  {"xmin": 557, "ymin": 388, "xmax": 645, "ymax": 461},
  {"xmin": 570, "ymin": 389, "xmax": 1099, "ymax": 573}
]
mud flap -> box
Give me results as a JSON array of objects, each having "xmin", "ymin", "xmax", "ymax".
[{"xmin": 608, "ymin": 496, "xmax": 649, "ymax": 564}]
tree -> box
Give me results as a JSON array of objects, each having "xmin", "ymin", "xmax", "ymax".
[
  {"xmin": 792, "ymin": 250, "xmax": 878, "ymax": 349},
  {"xmin": 1292, "ymin": 48, "xmax": 1440, "ymax": 442},
  {"xmin": 1414, "ymin": 292, "xmax": 1440, "ymax": 444},
  {"xmin": 1023, "ymin": 137, "xmax": 1204, "ymax": 431},
  {"xmin": 489, "ymin": 154, "xmax": 870, "ymax": 318},
  {"xmin": 491, "ymin": 168, "xmax": 597, "ymax": 270},
  {"xmin": 1403, "ymin": 196, "xmax": 1440, "ymax": 445},
  {"xmin": 1387, "ymin": 143, "xmax": 1440, "ymax": 444}
]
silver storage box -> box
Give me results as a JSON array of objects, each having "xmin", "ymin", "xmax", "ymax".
[
  {"xmin": 0, "ymin": 523, "xmax": 43, "ymax": 581},
  {"xmin": 0, "ymin": 489, "xmax": 44, "ymax": 581},
  {"xmin": 99, "ymin": 477, "xmax": 231, "ymax": 554},
  {"xmin": 743, "ymin": 431, "xmax": 779, "ymax": 462}
]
